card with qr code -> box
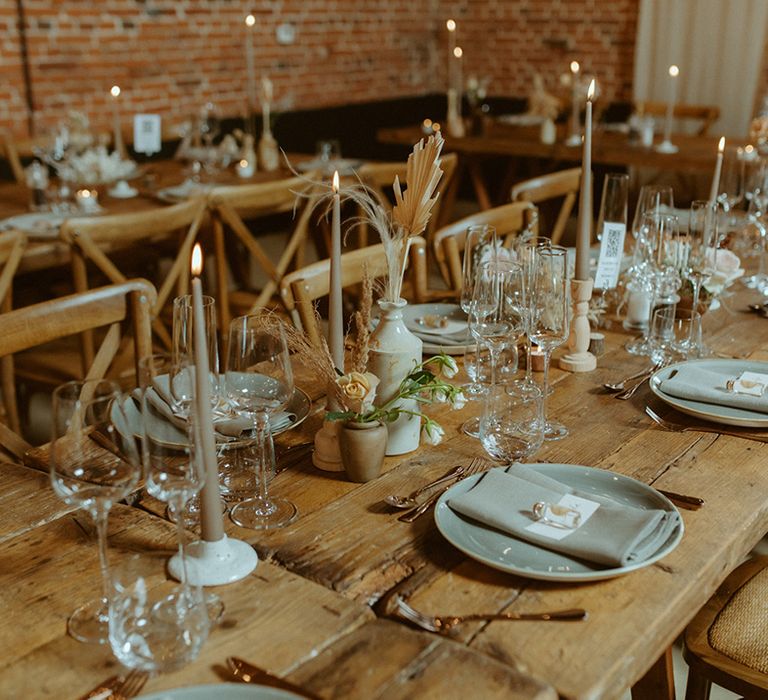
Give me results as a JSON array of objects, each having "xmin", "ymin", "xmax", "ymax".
[{"xmin": 594, "ymin": 222, "xmax": 626, "ymax": 289}]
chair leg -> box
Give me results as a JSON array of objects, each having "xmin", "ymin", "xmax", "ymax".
[
  {"xmin": 683, "ymin": 672, "xmax": 711, "ymax": 700},
  {"xmin": 631, "ymin": 646, "xmax": 676, "ymax": 700}
]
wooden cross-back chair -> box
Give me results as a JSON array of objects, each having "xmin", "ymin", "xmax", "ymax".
[
  {"xmin": 430, "ymin": 201, "xmax": 539, "ymax": 295},
  {"xmin": 0, "ymin": 230, "xmax": 27, "ymax": 433},
  {"xmin": 0, "ymin": 131, "xmax": 41, "ymax": 183},
  {"xmin": 635, "ymin": 101, "xmax": 720, "ymax": 136},
  {"xmin": 0, "ymin": 279, "xmax": 155, "ymax": 462},
  {"xmin": 59, "ymin": 197, "xmax": 207, "ymax": 370},
  {"xmin": 207, "ymin": 175, "xmax": 322, "ymax": 333},
  {"xmin": 278, "ymin": 237, "xmax": 427, "ymax": 350},
  {"xmin": 355, "ymin": 153, "xmax": 459, "ymax": 247},
  {"xmin": 510, "ymin": 168, "xmax": 580, "ymax": 246}
]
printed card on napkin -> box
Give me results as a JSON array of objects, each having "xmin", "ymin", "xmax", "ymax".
[{"xmin": 659, "ymin": 365, "xmax": 768, "ymax": 413}]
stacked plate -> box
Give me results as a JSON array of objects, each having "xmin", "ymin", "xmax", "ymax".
[{"xmin": 402, "ymin": 303, "xmax": 472, "ymax": 356}]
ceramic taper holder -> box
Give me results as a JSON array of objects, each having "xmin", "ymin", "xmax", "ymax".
[
  {"xmin": 312, "ymin": 390, "xmax": 344, "ymax": 472},
  {"xmin": 559, "ymin": 278, "xmax": 597, "ymax": 372}
]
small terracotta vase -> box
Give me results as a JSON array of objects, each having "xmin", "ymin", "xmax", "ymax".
[{"xmin": 338, "ymin": 420, "xmax": 388, "ymax": 483}]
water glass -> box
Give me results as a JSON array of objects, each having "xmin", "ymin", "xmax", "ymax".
[
  {"xmin": 480, "ymin": 383, "xmax": 544, "ymax": 463},
  {"xmin": 109, "ymin": 553, "xmax": 209, "ymax": 673},
  {"xmin": 649, "ymin": 306, "xmax": 676, "ymax": 364}
]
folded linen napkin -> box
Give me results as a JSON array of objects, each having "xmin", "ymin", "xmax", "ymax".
[
  {"xmin": 413, "ymin": 328, "xmax": 471, "ymax": 346},
  {"xmin": 149, "ymin": 375, "xmax": 295, "ymax": 438},
  {"xmin": 658, "ymin": 365, "xmax": 768, "ymax": 414},
  {"xmin": 448, "ymin": 465, "xmax": 681, "ymax": 568}
]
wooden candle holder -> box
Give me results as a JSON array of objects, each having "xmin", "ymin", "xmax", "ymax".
[{"xmin": 559, "ymin": 278, "xmax": 597, "ymax": 373}]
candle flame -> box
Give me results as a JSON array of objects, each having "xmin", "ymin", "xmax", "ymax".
[
  {"xmin": 587, "ymin": 79, "xmax": 595, "ymax": 101},
  {"xmin": 570, "ymin": 61, "xmax": 580, "ymax": 74},
  {"xmin": 332, "ymin": 171, "xmax": 339, "ymax": 193},
  {"xmin": 718, "ymin": 136, "xmax": 725, "ymax": 153},
  {"xmin": 245, "ymin": 14, "xmax": 255, "ymax": 27},
  {"xmin": 453, "ymin": 46, "xmax": 463, "ymax": 58},
  {"xmin": 239, "ymin": 159, "xmax": 249, "ymax": 167},
  {"xmin": 110, "ymin": 85, "xmax": 121, "ymax": 98},
  {"xmin": 446, "ymin": 18, "xmax": 456, "ymax": 31},
  {"xmin": 746, "ymin": 144, "xmax": 755, "ymax": 154},
  {"xmin": 422, "ymin": 118, "xmax": 433, "ymax": 128},
  {"xmin": 432, "ymin": 121, "xmax": 442, "ymax": 132},
  {"xmin": 669, "ymin": 65, "xmax": 679, "ymax": 77},
  {"xmin": 191, "ymin": 243, "xmax": 203, "ymax": 276}
]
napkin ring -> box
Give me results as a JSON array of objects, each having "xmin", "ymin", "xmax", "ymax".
[{"xmin": 531, "ymin": 502, "xmax": 581, "ymax": 530}]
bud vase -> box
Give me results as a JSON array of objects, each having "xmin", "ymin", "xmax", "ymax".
[
  {"xmin": 368, "ymin": 299, "xmax": 422, "ymax": 455},
  {"xmin": 339, "ymin": 420, "xmax": 388, "ymax": 482}
]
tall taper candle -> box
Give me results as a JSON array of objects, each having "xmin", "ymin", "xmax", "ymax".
[
  {"xmin": 446, "ymin": 19, "xmax": 456, "ymax": 91},
  {"xmin": 245, "ymin": 14, "xmax": 257, "ymax": 136},
  {"xmin": 575, "ymin": 79, "xmax": 595, "ymax": 281},
  {"xmin": 190, "ymin": 244, "xmax": 224, "ymax": 543},
  {"xmin": 662, "ymin": 65, "xmax": 678, "ymax": 145},
  {"xmin": 709, "ymin": 136, "xmax": 726, "ymax": 204},
  {"xmin": 569, "ymin": 61, "xmax": 580, "ymax": 142},
  {"xmin": 453, "ymin": 46, "xmax": 463, "ymax": 98},
  {"xmin": 329, "ymin": 171, "xmax": 344, "ymax": 372},
  {"xmin": 110, "ymin": 85, "xmax": 125, "ymax": 158}
]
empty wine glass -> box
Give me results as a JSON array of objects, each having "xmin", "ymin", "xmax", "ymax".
[
  {"xmin": 528, "ymin": 246, "xmax": 569, "ymax": 440},
  {"xmin": 197, "ymin": 102, "xmax": 221, "ymax": 172},
  {"xmin": 631, "ymin": 184, "xmax": 674, "ymax": 239},
  {"xmin": 480, "ymin": 383, "xmax": 544, "ymax": 464},
  {"xmin": 226, "ymin": 315, "xmax": 297, "ymax": 529},
  {"xmin": 517, "ymin": 235, "xmax": 551, "ymax": 390},
  {"xmin": 109, "ymin": 552, "xmax": 209, "ymax": 673},
  {"xmin": 50, "ymin": 379, "xmax": 141, "ymax": 644},
  {"xmin": 686, "ymin": 201, "xmax": 718, "ymax": 312},
  {"xmin": 717, "ymin": 146, "xmax": 744, "ymax": 213}
]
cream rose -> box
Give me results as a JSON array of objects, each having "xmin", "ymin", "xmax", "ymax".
[{"xmin": 337, "ymin": 371, "xmax": 379, "ymax": 414}]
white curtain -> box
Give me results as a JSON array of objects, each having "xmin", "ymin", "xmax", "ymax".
[{"xmin": 634, "ymin": 0, "xmax": 768, "ymax": 138}]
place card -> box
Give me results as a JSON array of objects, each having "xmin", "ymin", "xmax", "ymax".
[
  {"xmin": 525, "ymin": 493, "xmax": 599, "ymax": 541},
  {"xmin": 726, "ymin": 371, "xmax": 768, "ymax": 396},
  {"xmin": 594, "ymin": 222, "xmax": 626, "ymax": 290},
  {"xmin": 133, "ymin": 114, "xmax": 162, "ymax": 155}
]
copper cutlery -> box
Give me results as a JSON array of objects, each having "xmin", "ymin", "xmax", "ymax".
[
  {"xmin": 645, "ymin": 405, "xmax": 768, "ymax": 443},
  {"xmin": 385, "ymin": 464, "xmax": 465, "ymax": 509},
  {"xmin": 228, "ymin": 656, "xmax": 320, "ymax": 699}
]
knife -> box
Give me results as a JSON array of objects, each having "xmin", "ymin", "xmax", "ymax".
[{"xmin": 227, "ymin": 656, "xmax": 321, "ymax": 699}]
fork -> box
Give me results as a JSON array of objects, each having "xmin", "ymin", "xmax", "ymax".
[
  {"xmin": 645, "ymin": 406, "xmax": 768, "ymax": 443},
  {"xmin": 80, "ymin": 669, "xmax": 149, "ymax": 700},
  {"xmin": 398, "ymin": 457, "xmax": 488, "ymax": 523},
  {"xmin": 392, "ymin": 594, "xmax": 587, "ymax": 634}
]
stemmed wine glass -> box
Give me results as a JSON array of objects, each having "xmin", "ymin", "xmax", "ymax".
[
  {"xmin": 50, "ymin": 379, "xmax": 140, "ymax": 644},
  {"xmin": 516, "ymin": 235, "xmax": 551, "ymax": 390},
  {"xmin": 528, "ymin": 246, "xmax": 569, "ymax": 440},
  {"xmin": 480, "ymin": 383, "xmax": 544, "ymax": 464},
  {"xmin": 686, "ymin": 201, "xmax": 718, "ymax": 313},
  {"xmin": 631, "ymin": 184, "xmax": 674, "ymax": 240},
  {"xmin": 226, "ymin": 315, "xmax": 297, "ymax": 529},
  {"xmin": 197, "ymin": 102, "xmax": 221, "ymax": 173}
]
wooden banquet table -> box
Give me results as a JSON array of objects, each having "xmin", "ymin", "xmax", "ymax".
[
  {"xmin": 378, "ymin": 123, "xmax": 724, "ymax": 212},
  {"xmin": 3, "ymin": 286, "xmax": 768, "ymax": 699}
]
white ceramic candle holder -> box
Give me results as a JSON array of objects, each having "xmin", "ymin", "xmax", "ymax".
[
  {"xmin": 559, "ymin": 278, "xmax": 597, "ymax": 372},
  {"xmin": 565, "ymin": 133, "xmax": 582, "ymax": 147},
  {"xmin": 168, "ymin": 535, "xmax": 258, "ymax": 586},
  {"xmin": 655, "ymin": 140, "xmax": 678, "ymax": 154},
  {"xmin": 312, "ymin": 416, "xmax": 344, "ymax": 472}
]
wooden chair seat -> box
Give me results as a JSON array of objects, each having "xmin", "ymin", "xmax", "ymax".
[
  {"xmin": 430, "ymin": 201, "xmax": 538, "ymax": 296},
  {"xmin": 683, "ymin": 556, "xmax": 768, "ymax": 699},
  {"xmin": 278, "ymin": 237, "xmax": 426, "ymax": 350},
  {"xmin": 510, "ymin": 168, "xmax": 580, "ymax": 246}
]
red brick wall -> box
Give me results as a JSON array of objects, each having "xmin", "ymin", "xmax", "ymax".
[{"xmin": 2, "ymin": 0, "xmax": 641, "ymax": 137}]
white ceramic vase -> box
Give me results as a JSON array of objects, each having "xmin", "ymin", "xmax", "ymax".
[{"xmin": 368, "ymin": 299, "xmax": 422, "ymax": 455}]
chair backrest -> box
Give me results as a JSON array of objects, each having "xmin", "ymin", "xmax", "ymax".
[
  {"xmin": 510, "ymin": 168, "xmax": 580, "ymax": 245},
  {"xmin": 59, "ymin": 197, "xmax": 207, "ymax": 357},
  {"xmin": 355, "ymin": 153, "xmax": 459, "ymax": 246},
  {"xmin": 635, "ymin": 101, "xmax": 720, "ymax": 136},
  {"xmin": 0, "ymin": 279, "xmax": 156, "ymax": 461},
  {"xmin": 208, "ymin": 174, "xmax": 322, "ymax": 332},
  {"xmin": 0, "ymin": 230, "xmax": 27, "ymax": 433},
  {"xmin": 279, "ymin": 237, "xmax": 426, "ymax": 350},
  {"xmin": 0, "ymin": 131, "xmax": 40, "ymax": 184},
  {"xmin": 431, "ymin": 202, "xmax": 538, "ymax": 293}
]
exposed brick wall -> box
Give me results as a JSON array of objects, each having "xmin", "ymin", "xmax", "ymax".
[{"xmin": 2, "ymin": 0, "xmax": 641, "ymax": 138}]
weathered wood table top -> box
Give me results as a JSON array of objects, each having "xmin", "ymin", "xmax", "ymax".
[{"xmin": 3, "ymin": 288, "xmax": 768, "ymax": 699}]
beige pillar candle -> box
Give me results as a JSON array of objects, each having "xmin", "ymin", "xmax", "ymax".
[
  {"xmin": 575, "ymin": 79, "xmax": 595, "ymax": 281},
  {"xmin": 190, "ymin": 244, "xmax": 224, "ymax": 543},
  {"xmin": 329, "ymin": 172, "xmax": 344, "ymax": 372},
  {"xmin": 709, "ymin": 136, "xmax": 726, "ymax": 204}
]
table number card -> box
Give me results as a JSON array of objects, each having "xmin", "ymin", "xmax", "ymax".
[
  {"xmin": 594, "ymin": 222, "xmax": 626, "ymax": 290},
  {"xmin": 133, "ymin": 114, "xmax": 161, "ymax": 155}
]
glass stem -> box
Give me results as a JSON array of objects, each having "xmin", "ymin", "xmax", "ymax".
[
  {"xmin": 542, "ymin": 350, "xmax": 551, "ymax": 424},
  {"xmin": 254, "ymin": 412, "xmax": 272, "ymax": 506},
  {"xmin": 525, "ymin": 337, "xmax": 533, "ymax": 383},
  {"xmin": 93, "ymin": 503, "xmax": 111, "ymax": 612},
  {"xmin": 169, "ymin": 495, "xmax": 190, "ymax": 587},
  {"xmin": 691, "ymin": 278, "xmax": 701, "ymax": 314},
  {"xmin": 488, "ymin": 347, "xmax": 498, "ymax": 387}
]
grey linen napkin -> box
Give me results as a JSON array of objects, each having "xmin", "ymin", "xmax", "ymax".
[
  {"xmin": 658, "ymin": 365, "xmax": 768, "ymax": 413},
  {"xmin": 150, "ymin": 375, "xmax": 295, "ymax": 437},
  {"xmin": 448, "ymin": 465, "xmax": 681, "ymax": 568}
]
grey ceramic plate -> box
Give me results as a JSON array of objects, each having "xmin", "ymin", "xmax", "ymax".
[
  {"xmin": 401, "ymin": 302, "xmax": 472, "ymax": 355},
  {"xmin": 0, "ymin": 212, "xmax": 66, "ymax": 239},
  {"xmin": 649, "ymin": 359, "xmax": 768, "ymax": 428},
  {"xmin": 120, "ymin": 385, "xmax": 311, "ymax": 448},
  {"xmin": 139, "ymin": 684, "xmax": 302, "ymax": 700},
  {"xmin": 434, "ymin": 463, "xmax": 683, "ymax": 582}
]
